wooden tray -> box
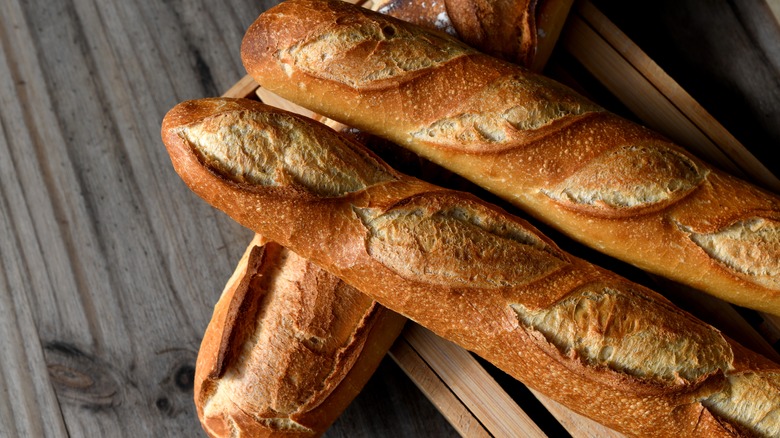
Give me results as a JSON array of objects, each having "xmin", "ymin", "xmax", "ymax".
[{"xmin": 221, "ymin": 1, "xmax": 780, "ymax": 436}]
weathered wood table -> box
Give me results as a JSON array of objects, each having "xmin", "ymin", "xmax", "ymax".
[{"xmin": 2, "ymin": 0, "xmax": 778, "ymax": 436}]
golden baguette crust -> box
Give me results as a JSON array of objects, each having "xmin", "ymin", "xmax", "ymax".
[
  {"xmin": 241, "ymin": 0, "xmax": 780, "ymax": 316},
  {"xmin": 164, "ymin": 98, "xmax": 780, "ymax": 437},
  {"xmin": 194, "ymin": 234, "xmax": 406, "ymax": 437}
]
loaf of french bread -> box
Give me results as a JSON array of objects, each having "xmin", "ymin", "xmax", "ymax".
[
  {"xmin": 241, "ymin": 0, "xmax": 780, "ymax": 317},
  {"xmin": 164, "ymin": 97, "xmax": 780, "ymax": 437},
  {"xmin": 194, "ymin": 234, "xmax": 406, "ymax": 437},
  {"xmin": 370, "ymin": 0, "xmax": 537, "ymax": 66}
]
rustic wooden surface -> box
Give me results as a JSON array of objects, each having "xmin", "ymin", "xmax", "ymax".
[{"xmin": 0, "ymin": 0, "xmax": 777, "ymax": 437}]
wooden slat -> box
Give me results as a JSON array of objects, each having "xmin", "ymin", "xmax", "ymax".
[
  {"xmin": 255, "ymin": 87, "xmax": 320, "ymax": 120},
  {"xmin": 0, "ymin": 0, "xmax": 104, "ymax": 435},
  {"xmin": 0, "ymin": 139, "xmax": 69, "ymax": 438},
  {"xmin": 388, "ymin": 336, "xmax": 492, "ymax": 438},
  {"xmin": 400, "ymin": 324, "xmax": 547, "ymax": 438},
  {"xmin": 223, "ymin": 74, "xmax": 264, "ymax": 103},
  {"xmin": 770, "ymin": 0, "xmax": 780, "ymax": 23},
  {"xmin": 532, "ymin": 0, "xmax": 576, "ymax": 72}
]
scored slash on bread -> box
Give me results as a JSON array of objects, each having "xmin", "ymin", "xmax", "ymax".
[
  {"xmin": 241, "ymin": 0, "xmax": 780, "ymax": 317},
  {"xmin": 163, "ymin": 97, "xmax": 780, "ymax": 437}
]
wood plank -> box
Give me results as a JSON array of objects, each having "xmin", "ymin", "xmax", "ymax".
[
  {"xmin": 0, "ymin": 1, "xmax": 105, "ymax": 435},
  {"xmin": 0, "ymin": 0, "xmax": 265, "ymax": 435},
  {"xmin": 401, "ymin": 324, "xmax": 547, "ymax": 438},
  {"xmin": 389, "ymin": 337, "xmax": 492, "ymax": 438},
  {"xmin": 0, "ymin": 115, "xmax": 69, "ymax": 438}
]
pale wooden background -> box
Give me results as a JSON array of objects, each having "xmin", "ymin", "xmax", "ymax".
[{"xmin": 1, "ymin": 0, "xmax": 777, "ymax": 437}]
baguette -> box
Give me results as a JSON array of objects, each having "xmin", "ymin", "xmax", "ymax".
[
  {"xmin": 163, "ymin": 97, "xmax": 780, "ymax": 437},
  {"xmin": 240, "ymin": 0, "xmax": 780, "ymax": 317},
  {"xmin": 371, "ymin": 0, "xmax": 538, "ymax": 67},
  {"xmin": 194, "ymin": 234, "xmax": 406, "ymax": 437},
  {"xmin": 368, "ymin": 0, "xmax": 573, "ymax": 72}
]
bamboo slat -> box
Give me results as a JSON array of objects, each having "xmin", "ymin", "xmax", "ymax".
[
  {"xmin": 388, "ymin": 333, "xmax": 493, "ymax": 438},
  {"xmin": 399, "ymin": 324, "xmax": 547, "ymax": 438}
]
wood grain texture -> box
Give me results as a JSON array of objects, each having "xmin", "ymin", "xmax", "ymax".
[
  {"xmin": 399, "ymin": 325, "xmax": 546, "ymax": 438},
  {"xmin": 0, "ymin": 0, "xmax": 454, "ymax": 436},
  {"xmin": 0, "ymin": 0, "xmax": 256, "ymax": 435},
  {"xmin": 1, "ymin": 0, "xmax": 778, "ymax": 436},
  {"xmin": 388, "ymin": 335, "xmax": 493, "ymax": 438}
]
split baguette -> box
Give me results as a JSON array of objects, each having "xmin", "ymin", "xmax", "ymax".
[
  {"xmin": 241, "ymin": 0, "xmax": 780, "ymax": 317},
  {"xmin": 194, "ymin": 234, "xmax": 406, "ymax": 437},
  {"xmin": 163, "ymin": 97, "xmax": 780, "ymax": 437}
]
